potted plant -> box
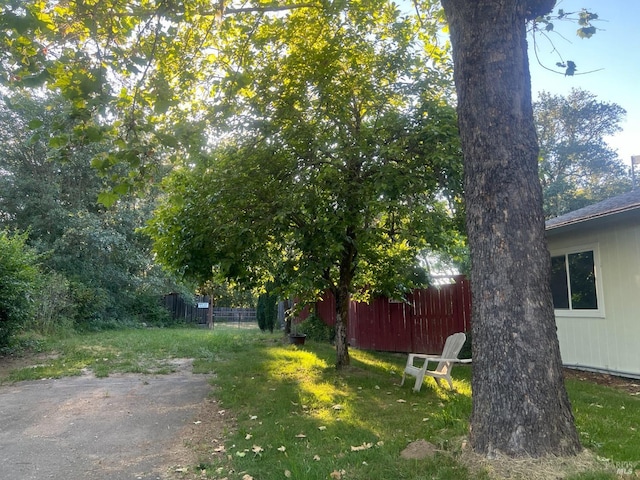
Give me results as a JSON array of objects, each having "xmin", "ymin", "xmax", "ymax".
[{"xmin": 288, "ymin": 321, "xmax": 306, "ymax": 345}]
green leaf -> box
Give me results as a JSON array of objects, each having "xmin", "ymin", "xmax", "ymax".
[
  {"xmin": 28, "ymin": 119, "xmax": 43, "ymax": 129},
  {"xmin": 577, "ymin": 26, "xmax": 597, "ymax": 39},
  {"xmin": 83, "ymin": 125, "xmax": 103, "ymax": 142},
  {"xmin": 49, "ymin": 135, "xmax": 69, "ymax": 149},
  {"xmin": 97, "ymin": 191, "xmax": 119, "ymax": 207},
  {"xmin": 112, "ymin": 183, "xmax": 131, "ymax": 195},
  {"xmin": 90, "ymin": 154, "xmax": 109, "ymax": 170},
  {"xmin": 27, "ymin": 132, "xmax": 41, "ymax": 145}
]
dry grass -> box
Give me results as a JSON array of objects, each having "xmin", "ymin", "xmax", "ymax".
[{"xmin": 458, "ymin": 442, "xmax": 623, "ymax": 480}]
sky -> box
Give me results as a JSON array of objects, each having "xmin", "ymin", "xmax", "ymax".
[{"xmin": 528, "ymin": 0, "xmax": 640, "ymax": 168}]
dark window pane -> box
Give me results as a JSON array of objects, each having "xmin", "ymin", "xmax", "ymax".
[
  {"xmin": 550, "ymin": 255, "xmax": 569, "ymax": 309},
  {"xmin": 568, "ymin": 251, "xmax": 598, "ymax": 309}
]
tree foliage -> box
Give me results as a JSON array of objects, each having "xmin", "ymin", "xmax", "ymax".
[
  {"xmin": 0, "ymin": 94, "xmax": 181, "ymax": 328},
  {"xmin": 145, "ymin": 0, "xmax": 464, "ymax": 367},
  {"xmin": 0, "ymin": 230, "xmax": 39, "ymax": 347},
  {"xmin": 534, "ymin": 88, "xmax": 630, "ymax": 218}
]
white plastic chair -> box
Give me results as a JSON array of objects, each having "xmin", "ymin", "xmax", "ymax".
[{"xmin": 400, "ymin": 332, "xmax": 471, "ymax": 392}]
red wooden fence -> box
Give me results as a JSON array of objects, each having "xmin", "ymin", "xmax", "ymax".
[{"xmin": 308, "ymin": 275, "xmax": 471, "ymax": 354}]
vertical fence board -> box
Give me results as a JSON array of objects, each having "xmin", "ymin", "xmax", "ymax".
[{"xmin": 304, "ymin": 275, "xmax": 471, "ymax": 354}]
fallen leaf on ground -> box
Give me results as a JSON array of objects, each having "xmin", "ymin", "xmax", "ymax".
[
  {"xmin": 277, "ymin": 446, "xmax": 287, "ymax": 452},
  {"xmin": 318, "ymin": 426, "xmax": 327, "ymax": 431},
  {"xmin": 350, "ymin": 442, "xmax": 373, "ymax": 452},
  {"xmin": 245, "ymin": 434, "xmax": 253, "ymax": 440},
  {"xmin": 313, "ymin": 455, "xmax": 321, "ymax": 461},
  {"xmin": 295, "ymin": 433, "xmax": 307, "ymax": 438}
]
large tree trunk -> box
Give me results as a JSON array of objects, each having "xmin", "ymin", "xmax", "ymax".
[{"xmin": 441, "ymin": 0, "xmax": 581, "ymax": 457}]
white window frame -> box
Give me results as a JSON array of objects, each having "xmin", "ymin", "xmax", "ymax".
[{"xmin": 550, "ymin": 243, "xmax": 605, "ymax": 318}]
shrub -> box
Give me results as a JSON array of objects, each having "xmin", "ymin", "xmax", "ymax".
[
  {"xmin": 130, "ymin": 291, "xmax": 174, "ymax": 326},
  {"xmin": 68, "ymin": 281, "xmax": 109, "ymax": 326},
  {"xmin": 31, "ymin": 272, "xmax": 75, "ymax": 334},
  {"xmin": 0, "ymin": 230, "xmax": 39, "ymax": 347},
  {"xmin": 296, "ymin": 314, "xmax": 335, "ymax": 343}
]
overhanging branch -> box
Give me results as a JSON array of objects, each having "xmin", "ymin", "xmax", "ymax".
[
  {"xmin": 224, "ymin": 3, "xmax": 321, "ymax": 15},
  {"xmin": 196, "ymin": 2, "xmax": 322, "ymax": 17}
]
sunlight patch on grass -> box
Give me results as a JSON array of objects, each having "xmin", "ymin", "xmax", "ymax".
[
  {"xmin": 423, "ymin": 378, "xmax": 473, "ymax": 399},
  {"xmin": 263, "ymin": 346, "xmax": 351, "ymax": 412},
  {"xmin": 264, "ymin": 346, "xmax": 329, "ymax": 378},
  {"xmin": 350, "ymin": 349, "xmax": 401, "ymax": 375},
  {"xmin": 453, "ymin": 378, "xmax": 472, "ymax": 397}
]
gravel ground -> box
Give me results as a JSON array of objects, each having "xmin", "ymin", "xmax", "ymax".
[{"xmin": 0, "ymin": 359, "xmax": 221, "ymax": 480}]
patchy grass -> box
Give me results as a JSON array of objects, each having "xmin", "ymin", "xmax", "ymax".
[
  {"xmin": 205, "ymin": 339, "xmax": 477, "ymax": 480},
  {"xmin": 566, "ymin": 378, "xmax": 640, "ymax": 469},
  {"xmin": 1, "ymin": 327, "xmax": 638, "ymax": 479},
  {"xmin": 1, "ymin": 325, "xmax": 266, "ymax": 382}
]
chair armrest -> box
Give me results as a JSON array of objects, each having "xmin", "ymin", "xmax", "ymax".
[
  {"xmin": 408, "ymin": 354, "xmax": 441, "ymax": 361},
  {"xmin": 408, "ymin": 354, "xmax": 472, "ymax": 364}
]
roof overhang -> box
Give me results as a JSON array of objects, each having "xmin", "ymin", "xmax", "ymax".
[{"xmin": 546, "ymin": 205, "xmax": 640, "ymax": 237}]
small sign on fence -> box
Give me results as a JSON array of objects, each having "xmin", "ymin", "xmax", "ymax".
[{"xmin": 197, "ymin": 302, "xmax": 209, "ymax": 309}]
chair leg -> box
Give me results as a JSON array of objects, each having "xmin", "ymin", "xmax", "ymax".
[
  {"xmin": 400, "ymin": 373, "xmax": 406, "ymax": 387},
  {"xmin": 446, "ymin": 376, "xmax": 454, "ymax": 390},
  {"xmin": 413, "ymin": 373, "xmax": 424, "ymax": 392}
]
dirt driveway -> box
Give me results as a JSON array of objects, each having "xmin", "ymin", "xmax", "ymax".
[{"xmin": 0, "ymin": 359, "xmax": 225, "ymax": 480}]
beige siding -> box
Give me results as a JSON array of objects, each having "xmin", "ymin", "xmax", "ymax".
[{"xmin": 549, "ymin": 220, "xmax": 640, "ymax": 377}]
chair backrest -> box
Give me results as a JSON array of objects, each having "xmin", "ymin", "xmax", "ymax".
[{"xmin": 436, "ymin": 332, "xmax": 466, "ymax": 374}]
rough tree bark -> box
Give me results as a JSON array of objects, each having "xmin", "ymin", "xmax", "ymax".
[
  {"xmin": 333, "ymin": 226, "xmax": 357, "ymax": 369},
  {"xmin": 440, "ymin": 0, "xmax": 581, "ymax": 457}
]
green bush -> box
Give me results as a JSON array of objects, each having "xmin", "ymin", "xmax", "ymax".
[
  {"xmin": 31, "ymin": 272, "xmax": 75, "ymax": 334},
  {"xmin": 0, "ymin": 230, "xmax": 39, "ymax": 347},
  {"xmin": 296, "ymin": 314, "xmax": 335, "ymax": 343},
  {"xmin": 130, "ymin": 291, "xmax": 174, "ymax": 326},
  {"xmin": 68, "ymin": 281, "xmax": 109, "ymax": 326}
]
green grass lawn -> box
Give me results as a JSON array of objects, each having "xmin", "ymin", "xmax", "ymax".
[{"xmin": 2, "ymin": 326, "xmax": 638, "ymax": 479}]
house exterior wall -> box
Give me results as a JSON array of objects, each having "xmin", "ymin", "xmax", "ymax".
[{"xmin": 547, "ymin": 217, "xmax": 640, "ymax": 378}]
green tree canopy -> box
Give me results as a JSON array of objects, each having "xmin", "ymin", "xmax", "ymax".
[
  {"xmin": 535, "ymin": 88, "xmax": 630, "ymax": 218},
  {"xmin": 0, "ymin": 93, "xmax": 182, "ymax": 327},
  {"xmin": 0, "ymin": 230, "xmax": 39, "ymax": 347},
  {"xmin": 145, "ymin": 0, "xmax": 464, "ymax": 367}
]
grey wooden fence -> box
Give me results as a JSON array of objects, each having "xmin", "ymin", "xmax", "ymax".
[{"xmin": 162, "ymin": 294, "xmax": 256, "ymax": 326}]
